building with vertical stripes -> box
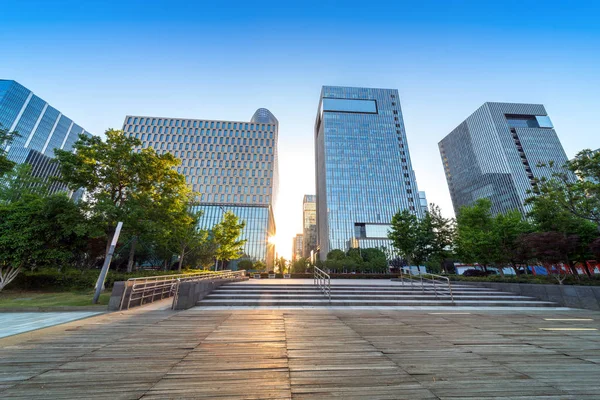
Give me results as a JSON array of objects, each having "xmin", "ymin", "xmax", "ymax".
[
  {"xmin": 302, "ymin": 194, "xmax": 317, "ymax": 259},
  {"xmin": 123, "ymin": 108, "xmax": 278, "ymax": 268},
  {"xmin": 439, "ymin": 102, "xmax": 572, "ymax": 216},
  {"xmin": 314, "ymin": 86, "xmax": 424, "ymax": 260},
  {"xmin": 0, "ymin": 80, "xmax": 93, "ymax": 192}
]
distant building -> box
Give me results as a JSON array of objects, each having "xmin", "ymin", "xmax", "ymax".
[
  {"xmin": 302, "ymin": 194, "xmax": 317, "ymax": 259},
  {"xmin": 315, "ymin": 86, "xmax": 423, "ymax": 260},
  {"xmin": 439, "ymin": 102, "xmax": 573, "ymax": 216},
  {"xmin": 418, "ymin": 191, "xmax": 428, "ymax": 214},
  {"xmin": 124, "ymin": 108, "xmax": 279, "ymax": 268},
  {"xmin": 0, "ymin": 80, "xmax": 93, "ymax": 192},
  {"xmin": 292, "ymin": 234, "xmax": 303, "ymax": 261}
]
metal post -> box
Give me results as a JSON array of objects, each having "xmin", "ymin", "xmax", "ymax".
[{"xmin": 93, "ymin": 222, "xmax": 123, "ymax": 304}]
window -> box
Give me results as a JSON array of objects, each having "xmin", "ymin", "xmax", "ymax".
[{"xmin": 321, "ymin": 98, "xmax": 377, "ymax": 114}]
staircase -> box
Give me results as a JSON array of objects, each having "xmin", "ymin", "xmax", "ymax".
[{"xmin": 196, "ymin": 282, "xmax": 558, "ymax": 307}]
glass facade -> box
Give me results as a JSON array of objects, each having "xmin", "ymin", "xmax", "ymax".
[
  {"xmin": 0, "ymin": 80, "xmax": 92, "ymax": 194},
  {"xmin": 439, "ymin": 102, "xmax": 573, "ymax": 216},
  {"xmin": 292, "ymin": 234, "xmax": 303, "ymax": 261},
  {"xmin": 315, "ymin": 86, "xmax": 423, "ymax": 260},
  {"xmin": 126, "ymin": 108, "xmax": 279, "ymax": 268},
  {"xmin": 302, "ymin": 194, "xmax": 317, "ymax": 259}
]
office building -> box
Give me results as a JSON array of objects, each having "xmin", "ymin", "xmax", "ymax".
[
  {"xmin": 124, "ymin": 108, "xmax": 278, "ymax": 268},
  {"xmin": 418, "ymin": 191, "xmax": 428, "ymax": 215},
  {"xmin": 302, "ymin": 194, "xmax": 317, "ymax": 259},
  {"xmin": 0, "ymin": 80, "xmax": 92, "ymax": 192},
  {"xmin": 292, "ymin": 234, "xmax": 303, "ymax": 261},
  {"xmin": 315, "ymin": 86, "xmax": 424, "ymax": 260},
  {"xmin": 439, "ymin": 102, "xmax": 572, "ymax": 216}
]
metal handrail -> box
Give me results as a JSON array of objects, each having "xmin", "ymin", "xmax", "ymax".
[
  {"xmin": 399, "ymin": 269, "xmax": 454, "ymax": 303},
  {"xmin": 118, "ymin": 270, "xmax": 245, "ymax": 310},
  {"xmin": 313, "ymin": 266, "xmax": 331, "ymax": 302}
]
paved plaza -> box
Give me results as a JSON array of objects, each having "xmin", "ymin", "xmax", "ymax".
[{"xmin": 1, "ymin": 303, "xmax": 599, "ymax": 399}]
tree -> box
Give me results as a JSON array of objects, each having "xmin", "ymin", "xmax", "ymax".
[
  {"xmin": 491, "ymin": 210, "xmax": 534, "ymax": 275},
  {"xmin": 0, "ymin": 194, "xmax": 92, "ymax": 291},
  {"xmin": 237, "ymin": 259, "xmax": 253, "ymax": 271},
  {"xmin": 55, "ymin": 129, "xmax": 193, "ymax": 272},
  {"xmin": 213, "ymin": 211, "xmax": 246, "ymax": 270},
  {"xmin": 526, "ymin": 192, "xmax": 598, "ymax": 276},
  {"xmin": 275, "ymin": 257, "xmax": 287, "ymax": 274},
  {"xmin": 535, "ymin": 150, "xmax": 600, "ymax": 225},
  {"xmin": 291, "ymin": 257, "xmax": 309, "ymax": 273},
  {"xmin": 388, "ymin": 210, "xmax": 420, "ymax": 266},
  {"xmin": 168, "ymin": 210, "xmax": 209, "ymax": 272},
  {"xmin": 0, "ymin": 125, "xmax": 18, "ymax": 178},
  {"xmin": 388, "ymin": 205, "xmax": 454, "ymax": 270},
  {"xmin": 360, "ymin": 248, "xmax": 388, "ymax": 273},
  {"xmin": 521, "ymin": 232, "xmax": 578, "ymax": 284},
  {"xmin": 253, "ymin": 260, "xmax": 266, "ymax": 271},
  {"xmin": 454, "ymin": 199, "xmax": 499, "ymax": 271},
  {"xmin": 0, "ymin": 163, "xmax": 48, "ymax": 203}
]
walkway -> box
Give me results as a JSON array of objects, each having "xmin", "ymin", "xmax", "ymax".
[
  {"xmin": 1, "ymin": 306, "xmax": 599, "ymax": 399},
  {"xmin": 0, "ymin": 311, "xmax": 104, "ymax": 339}
]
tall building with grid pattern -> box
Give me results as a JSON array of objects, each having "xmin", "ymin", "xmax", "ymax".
[
  {"xmin": 0, "ymin": 80, "xmax": 93, "ymax": 192},
  {"xmin": 302, "ymin": 194, "xmax": 317, "ymax": 259},
  {"xmin": 123, "ymin": 108, "xmax": 278, "ymax": 268},
  {"xmin": 439, "ymin": 102, "xmax": 572, "ymax": 216},
  {"xmin": 314, "ymin": 86, "xmax": 424, "ymax": 260}
]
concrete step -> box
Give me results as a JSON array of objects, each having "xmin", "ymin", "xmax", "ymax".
[
  {"xmin": 221, "ymin": 285, "xmax": 496, "ymax": 292},
  {"xmin": 197, "ymin": 299, "xmax": 558, "ymax": 307},
  {"xmin": 206, "ymin": 294, "xmax": 536, "ymax": 301},
  {"xmin": 213, "ymin": 289, "xmax": 502, "ymax": 295}
]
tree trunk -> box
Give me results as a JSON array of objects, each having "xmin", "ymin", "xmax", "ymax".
[
  {"xmin": 126, "ymin": 236, "xmax": 137, "ymax": 273},
  {"xmin": 178, "ymin": 246, "xmax": 186, "ymax": 273},
  {"xmin": 567, "ymin": 261, "xmax": 581, "ymax": 281},
  {"xmin": 0, "ymin": 265, "xmax": 22, "ymax": 292},
  {"xmin": 498, "ymin": 266, "xmax": 505, "ymax": 277},
  {"xmin": 163, "ymin": 259, "xmax": 169, "ymax": 271}
]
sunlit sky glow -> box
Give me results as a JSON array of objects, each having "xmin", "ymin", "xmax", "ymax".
[{"xmin": 2, "ymin": 0, "xmax": 599, "ymax": 258}]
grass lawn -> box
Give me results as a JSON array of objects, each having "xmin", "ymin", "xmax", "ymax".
[{"xmin": 0, "ymin": 290, "xmax": 110, "ymax": 308}]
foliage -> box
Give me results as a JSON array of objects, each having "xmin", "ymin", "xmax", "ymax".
[
  {"xmin": 324, "ymin": 248, "xmax": 388, "ymax": 273},
  {"xmin": 291, "ymin": 257, "xmax": 309, "ymax": 273},
  {"xmin": 0, "ymin": 194, "xmax": 93, "ymax": 291},
  {"xmin": 54, "ymin": 129, "xmax": 193, "ymax": 270},
  {"xmin": 237, "ymin": 260, "xmax": 253, "ymax": 270},
  {"xmin": 213, "ymin": 211, "xmax": 246, "ymax": 268},
  {"xmin": 388, "ymin": 204, "xmax": 454, "ymax": 270},
  {"xmin": 0, "ymin": 125, "xmax": 18, "ymax": 178},
  {"xmin": 253, "ymin": 260, "xmax": 266, "ymax": 271},
  {"xmin": 455, "ymin": 199, "xmax": 498, "ymax": 268},
  {"xmin": 534, "ymin": 150, "xmax": 600, "ymax": 225},
  {"xmin": 0, "ymin": 164, "xmax": 49, "ymax": 202},
  {"xmin": 275, "ymin": 256, "xmax": 287, "ymax": 273},
  {"xmin": 450, "ymin": 274, "xmax": 600, "ymax": 286}
]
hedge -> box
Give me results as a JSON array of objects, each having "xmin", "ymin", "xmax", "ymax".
[
  {"xmin": 9, "ymin": 268, "xmax": 208, "ymax": 291},
  {"xmin": 449, "ymin": 274, "xmax": 600, "ymax": 286}
]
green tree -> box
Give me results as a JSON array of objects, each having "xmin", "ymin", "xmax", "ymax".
[
  {"xmin": 535, "ymin": 150, "xmax": 600, "ymax": 225},
  {"xmin": 237, "ymin": 259, "xmax": 253, "ymax": 271},
  {"xmin": 526, "ymin": 193, "xmax": 598, "ymax": 276},
  {"xmin": 213, "ymin": 211, "xmax": 246, "ymax": 270},
  {"xmin": 291, "ymin": 257, "xmax": 309, "ymax": 273},
  {"xmin": 168, "ymin": 210, "xmax": 209, "ymax": 272},
  {"xmin": 253, "ymin": 260, "xmax": 266, "ymax": 271},
  {"xmin": 55, "ymin": 129, "xmax": 193, "ymax": 272},
  {"xmin": 0, "ymin": 194, "xmax": 92, "ymax": 291},
  {"xmin": 360, "ymin": 248, "xmax": 388, "ymax": 273},
  {"xmin": 0, "ymin": 125, "xmax": 18, "ymax": 178},
  {"xmin": 488, "ymin": 210, "xmax": 534, "ymax": 275},
  {"xmin": 454, "ymin": 199, "xmax": 499, "ymax": 271},
  {"xmin": 388, "ymin": 210, "xmax": 420, "ymax": 266},
  {"xmin": 0, "ymin": 163, "xmax": 48, "ymax": 203},
  {"xmin": 275, "ymin": 256, "xmax": 287, "ymax": 273}
]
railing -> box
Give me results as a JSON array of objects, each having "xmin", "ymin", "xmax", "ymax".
[
  {"xmin": 118, "ymin": 270, "xmax": 245, "ymax": 310},
  {"xmin": 399, "ymin": 269, "xmax": 454, "ymax": 303},
  {"xmin": 314, "ymin": 266, "xmax": 331, "ymax": 302}
]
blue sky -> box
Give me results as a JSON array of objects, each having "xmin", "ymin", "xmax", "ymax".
[{"xmin": 2, "ymin": 0, "xmax": 599, "ymax": 257}]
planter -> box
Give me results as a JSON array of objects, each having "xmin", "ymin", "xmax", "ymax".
[
  {"xmin": 283, "ymin": 274, "xmax": 291, "ymax": 279},
  {"xmin": 268, "ymin": 274, "xmax": 276, "ymax": 279},
  {"xmin": 253, "ymin": 274, "xmax": 261, "ymax": 279}
]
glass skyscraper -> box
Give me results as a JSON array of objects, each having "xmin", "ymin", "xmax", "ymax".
[
  {"xmin": 439, "ymin": 102, "xmax": 572, "ymax": 216},
  {"xmin": 123, "ymin": 108, "xmax": 278, "ymax": 268},
  {"xmin": 302, "ymin": 194, "xmax": 317, "ymax": 259},
  {"xmin": 315, "ymin": 86, "xmax": 424, "ymax": 260},
  {"xmin": 0, "ymin": 80, "xmax": 93, "ymax": 192}
]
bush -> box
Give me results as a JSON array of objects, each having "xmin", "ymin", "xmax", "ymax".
[
  {"xmin": 462, "ymin": 269, "xmax": 488, "ymax": 277},
  {"xmin": 449, "ymin": 274, "xmax": 600, "ymax": 286},
  {"xmin": 8, "ymin": 268, "xmax": 206, "ymax": 291}
]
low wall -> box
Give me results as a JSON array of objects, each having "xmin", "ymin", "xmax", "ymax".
[
  {"xmin": 173, "ymin": 279, "xmax": 230, "ymax": 310},
  {"xmin": 108, "ymin": 276, "xmax": 248, "ymax": 311},
  {"xmin": 460, "ymin": 281, "xmax": 600, "ymax": 311}
]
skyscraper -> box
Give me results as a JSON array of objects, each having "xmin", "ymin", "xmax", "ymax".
[
  {"xmin": 439, "ymin": 102, "xmax": 572, "ymax": 216},
  {"xmin": 315, "ymin": 86, "xmax": 423, "ymax": 260},
  {"xmin": 292, "ymin": 234, "xmax": 303, "ymax": 262},
  {"xmin": 123, "ymin": 108, "xmax": 278, "ymax": 268},
  {"xmin": 0, "ymin": 80, "xmax": 92, "ymax": 192},
  {"xmin": 302, "ymin": 194, "xmax": 317, "ymax": 259}
]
